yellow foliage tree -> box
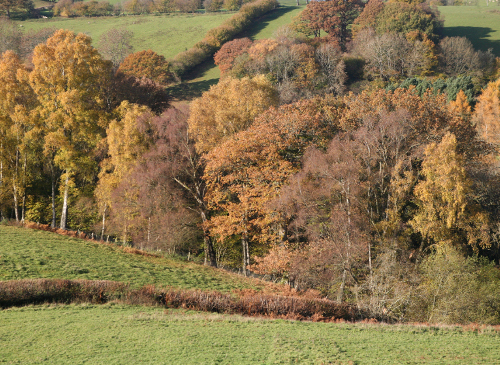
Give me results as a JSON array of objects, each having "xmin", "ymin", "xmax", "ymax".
[
  {"xmin": 188, "ymin": 75, "xmax": 278, "ymax": 154},
  {"xmin": 29, "ymin": 30, "xmax": 113, "ymax": 229},
  {"xmin": 95, "ymin": 101, "xmax": 154, "ymax": 242},
  {"xmin": 410, "ymin": 133, "xmax": 489, "ymax": 250}
]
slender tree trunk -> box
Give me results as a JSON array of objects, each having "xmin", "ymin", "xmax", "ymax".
[
  {"xmin": 200, "ymin": 211, "xmax": 217, "ymax": 267},
  {"xmin": 60, "ymin": 173, "xmax": 69, "ymax": 229},
  {"xmin": 51, "ymin": 171, "xmax": 57, "ymax": 228},
  {"xmin": 101, "ymin": 203, "xmax": 107, "ymax": 240},
  {"xmin": 12, "ymin": 184, "xmax": 19, "ymax": 222},
  {"xmin": 242, "ymin": 232, "xmax": 250, "ymax": 276}
]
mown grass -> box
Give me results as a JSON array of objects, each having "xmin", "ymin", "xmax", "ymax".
[
  {"xmin": 0, "ymin": 225, "xmax": 266, "ymax": 291},
  {"xmin": 1, "ymin": 304, "xmax": 500, "ymax": 364},
  {"xmin": 439, "ymin": 5, "xmax": 500, "ymax": 56},
  {"xmin": 17, "ymin": 12, "xmax": 234, "ymax": 58}
]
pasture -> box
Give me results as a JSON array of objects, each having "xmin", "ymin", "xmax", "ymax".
[
  {"xmin": 439, "ymin": 5, "xmax": 500, "ymax": 56},
  {"xmin": 2, "ymin": 304, "xmax": 500, "ymax": 364},
  {"xmin": 0, "ymin": 225, "xmax": 266, "ymax": 291},
  {"xmin": 17, "ymin": 12, "xmax": 234, "ymax": 59}
]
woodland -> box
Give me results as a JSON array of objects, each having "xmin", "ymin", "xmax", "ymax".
[{"xmin": 2, "ymin": 0, "xmax": 500, "ymax": 324}]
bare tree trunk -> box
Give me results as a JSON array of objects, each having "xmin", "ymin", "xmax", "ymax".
[
  {"xmin": 12, "ymin": 184, "xmax": 19, "ymax": 222},
  {"xmin": 51, "ymin": 171, "xmax": 57, "ymax": 228},
  {"xmin": 101, "ymin": 203, "xmax": 107, "ymax": 240},
  {"xmin": 60, "ymin": 173, "xmax": 69, "ymax": 230},
  {"xmin": 200, "ymin": 211, "xmax": 217, "ymax": 267},
  {"xmin": 242, "ymin": 232, "xmax": 250, "ymax": 276},
  {"xmin": 337, "ymin": 268, "xmax": 348, "ymax": 303}
]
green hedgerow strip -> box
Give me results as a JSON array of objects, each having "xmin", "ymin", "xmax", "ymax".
[{"xmin": 171, "ymin": 0, "xmax": 279, "ymax": 78}]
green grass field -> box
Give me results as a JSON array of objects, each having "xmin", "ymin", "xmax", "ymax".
[
  {"xmin": 0, "ymin": 225, "xmax": 267, "ymax": 291},
  {"xmin": 439, "ymin": 5, "xmax": 500, "ymax": 56},
  {"xmin": 2, "ymin": 304, "xmax": 500, "ymax": 364},
  {"xmin": 18, "ymin": 12, "xmax": 234, "ymax": 59}
]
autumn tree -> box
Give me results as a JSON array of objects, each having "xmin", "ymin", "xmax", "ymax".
[
  {"xmin": 353, "ymin": 29, "xmax": 435, "ymax": 80},
  {"xmin": 97, "ymin": 28, "xmax": 134, "ymax": 68},
  {"xmin": 439, "ymin": 37, "xmax": 494, "ymax": 77},
  {"xmin": 203, "ymin": 98, "xmax": 341, "ymax": 273},
  {"xmin": 29, "ymin": 30, "xmax": 113, "ymax": 229},
  {"xmin": 474, "ymin": 78, "xmax": 500, "ymax": 147},
  {"xmin": 410, "ymin": 133, "xmax": 489, "ymax": 251},
  {"xmin": 187, "ymin": 75, "xmax": 278, "ymax": 154},
  {"xmin": 0, "ymin": 50, "xmax": 38, "ymax": 222},
  {"xmin": 374, "ymin": 2, "xmax": 441, "ymax": 42},
  {"xmin": 300, "ymin": 0, "xmax": 363, "ymax": 51},
  {"xmin": 315, "ymin": 42, "xmax": 346, "ymax": 95},
  {"xmin": 0, "ymin": 0, "xmax": 33, "ymax": 18},
  {"xmin": 0, "ymin": 19, "xmax": 22, "ymax": 55},
  {"xmin": 96, "ymin": 102, "xmax": 154, "ymax": 242},
  {"xmin": 118, "ymin": 50, "xmax": 176, "ymax": 86},
  {"xmin": 351, "ymin": 0, "xmax": 384, "ymax": 37},
  {"xmin": 213, "ymin": 37, "xmax": 253, "ymax": 74}
]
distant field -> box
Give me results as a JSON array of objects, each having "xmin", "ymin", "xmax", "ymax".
[
  {"xmin": 439, "ymin": 5, "xmax": 500, "ymax": 56},
  {"xmin": 176, "ymin": 0, "xmax": 306, "ymax": 98},
  {"xmin": 0, "ymin": 225, "xmax": 267, "ymax": 291},
  {"xmin": 2, "ymin": 304, "xmax": 500, "ymax": 364},
  {"xmin": 17, "ymin": 12, "xmax": 234, "ymax": 58}
]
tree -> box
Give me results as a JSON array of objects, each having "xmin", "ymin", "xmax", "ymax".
[
  {"xmin": 187, "ymin": 75, "xmax": 278, "ymax": 154},
  {"xmin": 353, "ymin": 29, "xmax": 437, "ymax": 80},
  {"xmin": 96, "ymin": 101, "xmax": 154, "ymax": 242},
  {"xmin": 118, "ymin": 50, "xmax": 176, "ymax": 86},
  {"xmin": 203, "ymin": 98, "xmax": 340, "ymax": 273},
  {"xmin": 410, "ymin": 133, "xmax": 489, "ymax": 250},
  {"xmin": 375, "ymin": 2, "xmax": 441, "ymax": 42},
  {"xmin": 351, "ymin": 0, "xmax": 384, "ymax": 37},
  {"xmin": 204, "ymin": 0, "xmax": 223, "ymax": 12},
  {"xmin": 214, "ymin": 37, "xmax": 252, "ymax": 74},
  {"xmin": 0, "ymin": 0, "xmax": 33, "ymax": 18},
  {"xmin": 0, "ymin": 50, "xmax": 38, "ymax": 222},
  {"xmin": 300, "ymin": 0, "xmax": 363, "ymax": 51},
  {"xmin": 473, "ymin": 78, "xmax": 500, "ymax": 147},
  {"xmin": 315, "ymin": 42, "xmax": 346, "ymax": 95},
  {"xmin": 97, "ymin": 28, "xmax": 134, "ymax": 68},
  {"xmin": 0, "ymin": 19, "xmax": 22, "ymax": 55},
  {"xmin": 29, "ymin": 30, "xmax": 113, "ymax": 229},
  {"xmin": 438, "ymin": 37, "xmax": 493, "ymax": 77}
]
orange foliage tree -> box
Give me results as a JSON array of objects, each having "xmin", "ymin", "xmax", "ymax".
[{"xmin": 203, "ymin": 98, "xmax": 342, "ymax": 273}]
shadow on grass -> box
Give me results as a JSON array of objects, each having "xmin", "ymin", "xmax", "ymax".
[
  {"xmin": 443, "ymin": 26, "xmax": 500, "ymax": 56},
  {"xmin": 240, "ymin": 5, "xmax": 300, "ymax": 40},
  {"xmin": 169, "ymin": 5, "xmax": 301, "ymax": 101},
  {"xmin": 168, "ymin": 78, "xmax": 219, "ymax": 102}
]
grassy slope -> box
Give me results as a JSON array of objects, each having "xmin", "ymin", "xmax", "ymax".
[
  {"xmin": 18, "ymin": 12, "xmax": 234, "ymax": 58},
  {"xmin": 174, "ymin": 0, "xmax": 306, "ymax": 100},
  {"xmin": 2, "ymin": 304, "xmax": 500, "ymax": 364},
  {"xmin": 439, "ymin": 5, "xmax": 500, "ymax": 56},
  {"xmin": 0, "ymin": 225, "xmax": 268, "ymax": 291}
]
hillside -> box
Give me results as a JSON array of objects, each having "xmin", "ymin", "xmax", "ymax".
[
  {"xmin": 2, "ymin": 304, "xmax": 500, "ymax": 364},
  {"xmin": 0, "ymin": 225, "xmax": 270, "ymax": 291}
]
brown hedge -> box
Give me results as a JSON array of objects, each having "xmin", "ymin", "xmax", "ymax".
[{"xmin": 0, "ymin": 279, "xmax": 366, "ymax": 322}]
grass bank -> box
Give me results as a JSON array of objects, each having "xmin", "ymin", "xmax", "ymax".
[
  {"xmin": 0, "ymin": 225, "xmax": 266, "ymax": 291},
  {"xmin": 2, "ymin": 304, "xmax": 500, "ymax": 364}
]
